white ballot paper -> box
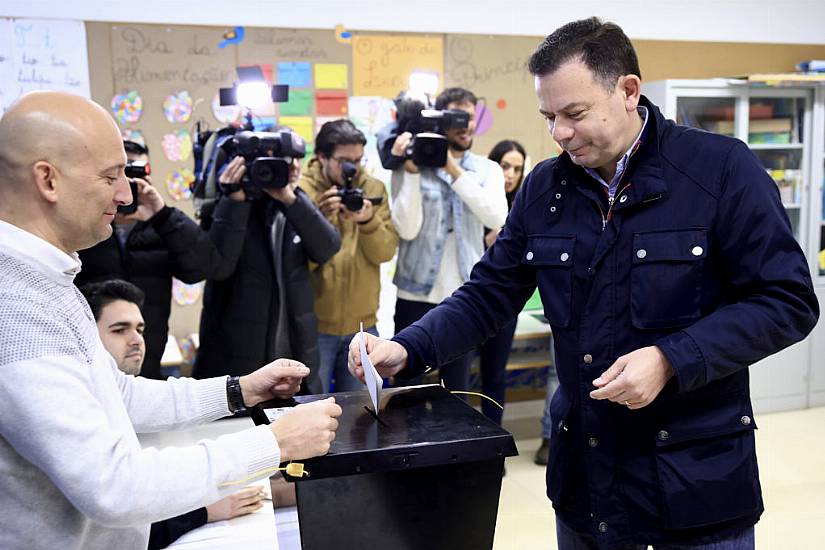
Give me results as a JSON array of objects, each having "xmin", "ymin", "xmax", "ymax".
[{"xmin": 359, "ymin": 322, "xmax": 383, "ymax": 414}]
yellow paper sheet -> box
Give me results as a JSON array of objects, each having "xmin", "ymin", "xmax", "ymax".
[
  {"xmin": 279, "ymin": 116, "xmax": 315, "ymax": 144},
  {"xmin": 353, "ymin": 35, "xmax": 444, "ymax": 98},
  {"xmin": 314, "ymin": 64, "xmax": 349, "ymax": 89}
]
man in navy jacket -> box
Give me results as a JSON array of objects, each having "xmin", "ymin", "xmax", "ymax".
[{"xmin": 348, "ymin": 17, "xmax": 819, "ymax": 549}]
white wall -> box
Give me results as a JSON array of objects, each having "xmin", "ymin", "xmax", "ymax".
[{"xmin": 3, "ymin": 0, "xmax": 825, "ymax": 45}]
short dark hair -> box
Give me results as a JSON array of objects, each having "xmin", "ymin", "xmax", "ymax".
[
  {"xmin": 80, "ymin": 280, "xmax": 145, "ymax": 321},
  {"xmin": 123, "ymin": 140, "xmax": 149, "ymax": 157},
  {"xmin": 528, "ymin": 17, "xmax": 641, "ymax": 91},
  {"xmin": 314, "ymin": 119, "xmax": 367, "ymax": 158},
  {"xmin": 434, "ymin": 87, "xmax": 478, "ymax": 111}
]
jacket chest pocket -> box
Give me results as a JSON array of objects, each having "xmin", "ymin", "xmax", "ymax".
[
  {"xmin": 524, "ymin": 234, "xmax": 575, "ymax": 328},
  {"xmin": 630, "ymin": 229, "xmax": 707, "ymax": 330}
]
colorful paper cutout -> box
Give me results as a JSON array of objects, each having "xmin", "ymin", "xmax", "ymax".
[
  {"xmin": 316, "ymin": 91, "xmax": 348, "ymax": 116},
  {"xmin": 172, "ymin": 278, "xmax": 204, "ymax": 306},
  {"xmin": 281, "ymin": 89, "xmax": 313, "ymax": 116},
  {"xmin": 163, "ymin": 91, "xmax": 193, "ymax": 123},
  {"xmin": 279, "ymin": 116, "xmax": 315, "ymax": 144},
  {"xmin": 218, "ymin": 26, "xmax": 245, "ymax": 48},
  {"xmin": 211, "ymin": 92, "xmax": 242, "ymax": 124},
  {"xmin": 496, "ymin": 98, "xmax": 508, "ymax": 110},
  {"xmin": 111, "ymin": 91, "xmax": 143, "ymax": 125},
  {"xmin": 335, "ymin": 24, "xmax": 353, "ymax": 44},
  {"xmin": 474, "ymin": 100, "xmax": 493, "ymax": 136},
  {"xmin": 161, "ymin": 129, "xmax": 193, "ymax": 162},
  {"xmin": 314, "ymin": 64, "xmax": 348, "ymax": 89},
  {"xmin": 277, "ymin": 62, "xmax": 312, "ymax": 88},
  {"xmin": 165, "ymin": 169, "xmax": 195, "ymax": 201}
]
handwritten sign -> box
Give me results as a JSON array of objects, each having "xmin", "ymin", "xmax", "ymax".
[
  {"xmin": 353, "ymin": 35, "xmax": 443, "ymax": 98},
  {"xmin": 0, "ymin": 18, "xmax": 90, "ymax": 113}
]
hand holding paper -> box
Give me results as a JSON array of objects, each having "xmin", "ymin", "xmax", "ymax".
[
  {"xmin": 359, "ymin": 323, "xmax": 383, "ymax": 414},
  {"xmin": 348, "ymin": 330, "xmax": 409, "ymax": 384}
]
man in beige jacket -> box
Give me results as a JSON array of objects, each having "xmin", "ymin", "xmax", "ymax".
[{"xmin": 300, "ymin": 119, "xmax": 398, "ymax": 393}]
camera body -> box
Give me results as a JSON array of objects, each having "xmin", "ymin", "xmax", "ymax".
[
  {"xmin": 220, "ymin": 130, "xmax": 306, "ymax": 192},
  {"xmin": 379, "ymin": 97, "xmax": 471, "ymax": 169},
  {"xmin": 117, "ymin": 160, "xmax": 151, "ymax": 215},
  {"xmin": 335, "ymin": 161, "xmax": 383, "ymax": 211}
]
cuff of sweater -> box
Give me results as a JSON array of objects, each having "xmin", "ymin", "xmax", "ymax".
[
  {"xmin": 223, "ymin": 424, "xmax": 281, "ymax": 480},
  {"xmin": 357, "ymin": 212, "xmax": 381, "ymax": 232},
  {"xmin": 196, "ymin": 376, "xmax": 232, "ymax": 419}
]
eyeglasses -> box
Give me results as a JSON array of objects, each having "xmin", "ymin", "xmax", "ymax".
[{"xmin": 332, "ymin": 156, "xmax": 367, "ymax": 167}]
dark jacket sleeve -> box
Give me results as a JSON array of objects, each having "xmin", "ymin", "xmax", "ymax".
[
  {"xmin": 656, "ymin": 142, "xmax": 819, "ymax": 393},
  {"xmin": 148, "ymin": 507, "xmax": 208, "ymax": 549},
  {"xmin": 200, "ymin": 197, "xmax": 253, "ymax": 281},
  {"xmin": 282, "ymin": 187, "xmax": 341, "ymax": 264},
  {"xmin": 392, "ymin": 170, "xmax": 540, "ymax": 377},
  {"xmin": 149, "ymin": 206, "xmax": 225, "ymax": 283}
]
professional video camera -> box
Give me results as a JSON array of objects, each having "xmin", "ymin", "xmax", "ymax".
[
  {"xmin": 117, "ymin": 160, "xmax": 151, "ymax": 215},
  {"xmin": 377, "ymin": 95, "xmax": 470, "ymax": 169},
  {"xmin": 219, "ymin": 130, "xmax": 306, "ymax": 192},
  {"xmin": 336, "ymin": 162, "xmax": 384, "ymax": 211}
]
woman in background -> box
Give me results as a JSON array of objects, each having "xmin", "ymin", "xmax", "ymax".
[{"xmin": 479, "ymin": 140, "xmax": 527, "ymax": 427}]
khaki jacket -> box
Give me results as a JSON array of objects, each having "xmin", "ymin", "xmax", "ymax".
[{"xmin": 299, "ymin": 158, "xmax": 398, "ymax": 335}]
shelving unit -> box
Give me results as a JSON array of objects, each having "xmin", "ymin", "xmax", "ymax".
[{"xmin": 644, "ymin": 79, "xmax": 823, "ymax": 413}]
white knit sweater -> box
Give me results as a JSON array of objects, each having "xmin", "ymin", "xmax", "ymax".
[{"xmin": 0, "ymin": 220, "xmax": 281, "ymax": 550}]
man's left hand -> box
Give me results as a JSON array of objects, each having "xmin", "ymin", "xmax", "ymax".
[
  {"xmin": 240, "ymin": 358, "xmax": 309, "ymax": 407},
  {"xmin": 341, "ymin": 199, "xmax": 374, "ymax": 224},
  {"xmin": 589, "ymin": 346, "xmax": 674, "ymax": 410},
  {"xmin": 121, "ymin": 178, "xmax": 165, "ymax": 222},
  {"xmin": 264, "ymin": 181, "xmax": 298, "ymax": 206}
]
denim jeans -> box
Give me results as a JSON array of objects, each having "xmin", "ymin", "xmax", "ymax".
[
  {"xmin": 556, "ymin": 516, "xmax": 755, "ymax": 550},
  {"xmin": 317, "ymin": 326, "xmax": 378, "ymax": 393}
]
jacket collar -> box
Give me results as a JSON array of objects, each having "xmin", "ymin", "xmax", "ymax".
[{"xmin": 556, "ymin": 95, "xmax": 668, "ymax": 209}]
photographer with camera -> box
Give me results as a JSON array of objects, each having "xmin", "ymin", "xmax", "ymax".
[
  {"xmin": 390, "ymin": 87, "xmax": 507, "ymax": 393},
  {"xmin": 75, "ymin": 140, "xmax": 226, "ymax": 380},
  {"xmin": 192, "ymin": 127, "xmax": 341, "ymax": 394},
  {"xmin": 299, "ymin": 120, "xmax": 398, "ymax": 393}
]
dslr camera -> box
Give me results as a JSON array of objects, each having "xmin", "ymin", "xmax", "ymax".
[
  {"xmin": 219, "ymin": 130, "xmax": 306, "ymax": 193},
  {"xmin": 336, "ymin": 162, "xmax": 383, "ymax": 211},
  {"xmin": 117, "ymin": 160, "xmax": 152, "ymax": 215}
]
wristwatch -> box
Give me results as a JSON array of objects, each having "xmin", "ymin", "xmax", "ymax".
[{"xmin": 226, "ymin": 376, "xmax": 247, "ymax": 413}]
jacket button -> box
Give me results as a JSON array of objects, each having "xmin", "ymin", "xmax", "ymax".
[
  {"xmin": 636, "ymin": 249, "xmax": 647, "ymax": 259},
  {"xmin": 691, "ymin": 246, "xmax": 704, "ymax": 256},
  {"xmin": 619, "ymin": 195, "xmax": 628, "ymax": 203},
  {"xmin": 555, "ymin": 193, "xmax": 562, "ymax": 199},
  {"xmin": 588, "ymin": 437, "xmax": 599, "ymax": 448},
  {"xmin": 598, "ymin": 522, "xmax": 608, "ymax": 533},
  {"xmin": 741, "ymin": 415, "xmax": 752, "ymax": 426},
  {"xmin": 583, "ymin": 354, "xmax": 593, "ymax": 364},
  {"xmin": 292, "ymin": 235, "xmax": 302, "ymax": 244},
  {"xmin": 526, "ymin": 251, "xmax": 534, "ymax": 261},
  {"xmin": 550, "ymin": 206, "xmax": 557, "ymax": 212},
  {"xmin": 560, "ymin": 252, "xmax": 569, "ymax": 262},
  {"xmin": 561, "ymin": 180, "xmax": 567, "ymax": 186},
  {"xmin": 657, "ymin": 430, "xmax": 670, "ymax": 441}
]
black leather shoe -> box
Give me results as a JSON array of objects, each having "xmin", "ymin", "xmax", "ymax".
[{"xmin": 534, "ymin": 438, "xmax": 550, "ymax": 466}]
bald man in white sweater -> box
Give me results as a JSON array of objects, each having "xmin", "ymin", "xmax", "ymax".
[{"xmin": 0, "ymin": 90, "xmax": 342, "ymax": 550}]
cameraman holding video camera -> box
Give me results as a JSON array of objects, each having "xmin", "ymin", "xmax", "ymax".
[
  {"xmin": 299, "ymin": 120, "xmax": 398, "ymax": 393},
  {"xmin": 389, "ymin": 87, "xmax": 507, "ymax": 393},
  {"xmin": 192, "ymin": 127, "xmax": 340, "ymax": 394},
  {"xmin": 76, "ymin": 140, "xmax": 225, "ymax": 380}
]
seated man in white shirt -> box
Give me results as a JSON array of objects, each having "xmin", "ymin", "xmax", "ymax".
[
  {"xmin": 81, "ymin": 279, "xmax": 272, "ymax": 549},
  {"xmin": 0, "ymin": 90, "xmax": 341, "ymax": 550}
]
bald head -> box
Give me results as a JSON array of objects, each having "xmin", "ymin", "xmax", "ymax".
[{"xmin": 0, "ymin": 91, "xmax": 131, "ymax": 253}]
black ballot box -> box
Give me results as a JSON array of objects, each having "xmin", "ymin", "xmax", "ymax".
[{"xmin": 252, "ymin": 384, "xmax": 518, "ymax": 550}]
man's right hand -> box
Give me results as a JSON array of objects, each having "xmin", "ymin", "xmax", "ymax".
[
  {"xmin": 347, "ymin": 332, "xmax": 409, "ymax": 382},
  {"xmin": 269, "ymin": 397, "xmax": 342, "ymax": 461},
  {"xmin": 219, "ymin": 156, "xmax": 247, "ymax": 202},
  {"xmin": 318, "ymin": 186, "xmax": 343, "ymax": 218},
  {"xmin": 391, "ymin": 132, "xmax": 419, "ymax": 174}
]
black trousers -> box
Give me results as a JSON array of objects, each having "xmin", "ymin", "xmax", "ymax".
[{"xmin": 394, "ymin": 298, "xmax": 473, "ymax": 397}]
